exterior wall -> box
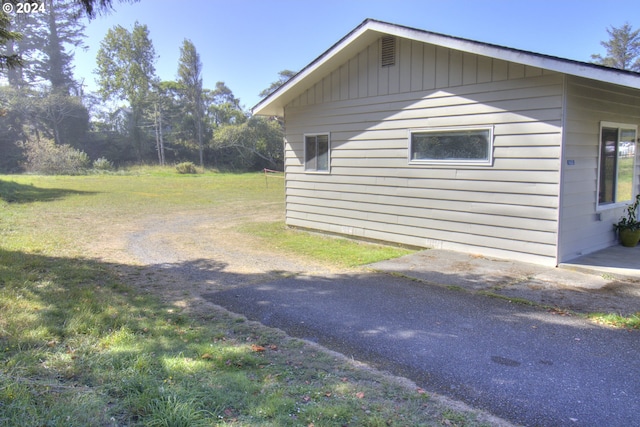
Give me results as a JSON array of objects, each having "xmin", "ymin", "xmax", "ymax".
[
  {"xmin": 559, "ymin": 76, "xmax": 640, "ymax": 262},
  {"xmin": 284, "ymin": 37, "xmax": 564, "ymax": 265}
]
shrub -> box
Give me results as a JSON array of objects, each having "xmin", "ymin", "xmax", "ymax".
[
  {"xmin": 175, "ymin": 161, "xmax": 198, "ymax": 174},
  {"xmin": 22, "ymin": 138, "xmax": 90, "ymax": 175},
  {"xmin": 92, "ymin": 157, "xmax": 114, "ymax": 171}
]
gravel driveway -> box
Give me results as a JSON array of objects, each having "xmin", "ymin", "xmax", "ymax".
[
  {"xmin": 116, "ymin": 210, "xmax": 335, "ymax": 317},
  {"xmin": 119, "ymin": 209, "xmax": 640, "ymax": 318}
]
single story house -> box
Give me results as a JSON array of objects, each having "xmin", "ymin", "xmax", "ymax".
[{"xmin": 252, "ymin": 19, "xmax": 640, "ymax": 266}]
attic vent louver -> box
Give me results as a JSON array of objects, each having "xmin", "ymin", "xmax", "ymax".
[{"xmin": 380, "ymin": 36, "xmax": 396, "ymax": 67}]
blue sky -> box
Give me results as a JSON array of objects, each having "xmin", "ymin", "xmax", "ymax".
[{"xmin": 73, "ymin": 0, "xmax": 640, "ymax": 110}]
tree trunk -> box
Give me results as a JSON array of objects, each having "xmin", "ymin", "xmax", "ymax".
[
  {"xmin": 154, "ymin": 103, "xmax": 165, "ymax": 166},
  {"xmin": 159, "ymin": 107, "xmax": 165, "ymax": 166},
  {"xmin": 197, "ymin": 107, "xmax": 203, "ymax": 169}
]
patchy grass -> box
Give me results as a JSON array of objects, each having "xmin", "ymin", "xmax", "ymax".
[
  {"xmin": 587, "ymin": 312, "xmax": 640, "ymax": 329},
  {"xmin": 239, "ymin": 221, "xmax": 414, "ymax": 268},
  {"xmin": 0, "ymin": 171, "xmax": 496, "ymax": 426},
  {"xmin": 1, "ymin": 249, "xmax": 453, "ymax": 426}
]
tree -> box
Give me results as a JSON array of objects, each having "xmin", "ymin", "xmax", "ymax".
[
  {"xmin": 177, "ymin": 39, "xmax": 204, "ymax": 167},
  {"xmin": 0, "ymin": 83, "xmax": 88, "ymax": 172},
  {"xmin": 211, "ymin": 81, "xmax": 240, "ymax": 108},
  {"xmin": 206, "ymin": 82, "xmax": 245, "ymax": 128},
  {"xmin": 212, "ymin": 116, "xmax": 283, "ymax": 170},
  {"xmin": 1, "ymin": 0, "xmax": 85, "ymax": 92},
  {"xmin": 259, "ymin": 69, "xmax": 296, "ymax": 99},
  {"xmin": 74, "ymin": 0, "xmax": 135, "ymax": 18},
  {"xmin": 3, "ymin": 12, "xmax": 38, "ymax": 86},
  {"xmin": 4, "ymin": 0, "xmax": 86, "ymax": 91},
  {"xmin": 0, "ymin": 10, "xmax": 23, "ymax": 71},
  {"xmin": 39, "ymin": 0, "xmax": 86, "ymax": 92},
  {"xmin": 147, "ymin": 81, "xmax": 183, "ymax": 166},
  {"xmin": 35, "ymin": 89, "xmax": 89, "ymax": 146},
  {"xmin": 591, "ymin": 23, "xmax": 640, "ymax": 71},
  {"xmin": 96, "ymin": 22, "xmax": 157, "ymax": 161},
  {"xmin": 0, "ymin": 0, "xmax": 131, "ymax": 73},
  {"xmin": 0, "ymin": 85, "xmax": 30, "ymax": 171}
]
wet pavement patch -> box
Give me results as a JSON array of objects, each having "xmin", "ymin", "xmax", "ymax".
[{"xmin": 490, "ymin": 356, "xmax": 521, "ymax": 367}]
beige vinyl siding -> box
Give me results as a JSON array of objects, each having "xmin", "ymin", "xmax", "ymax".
[
  {"xmin": 284, "ymin": 38, "xmax": 563, "ymax": 265},
  {"xmin": 559, "ymin": 76, "xmax": 640, "ymax": 261}
]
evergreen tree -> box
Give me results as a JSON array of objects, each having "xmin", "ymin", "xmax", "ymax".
[
  {"xmin": 2, "ymin": 13, "xmax": 38, "ymax": 86},
  {"xmin": 1, "ymin": 0, "xmax": 128, "ymax": 75},
  {"xmin": 259, "ymin": 69, "xmax": 296, "ymax": 98},
  {"xmin": 177, "ymin": 39, "xmax": 204, "ymax": 167},
  {"xmin": 591, "ymin": 23, "xmax": 640, "ymax": 71},
  {"xmin": 40, "ymin": 0, "xmax": 85, "ymax": 92},
  {"xmin": 1, "ymin": 0, "xmax": 85, "ymax": 92},
  {"xmin": 0, "ymin": 9, "xmax": 24, "ymax": 72}
]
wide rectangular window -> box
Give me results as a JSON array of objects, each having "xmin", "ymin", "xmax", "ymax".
[
  {"xmin": 305, "ymin": 134, "xmax": 330, "ymax": 172},
  {"xmin": 409, "ymin": 127, "xmax": 493, "ymax": 165},
  {"xmin": 598, "ymin": 122, "xmax": 637, "ymax": 206}
]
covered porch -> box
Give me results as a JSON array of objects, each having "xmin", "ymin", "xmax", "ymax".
[{"xmin": 560, "ymin": 245, "xmax": 640, "ymax": 279}]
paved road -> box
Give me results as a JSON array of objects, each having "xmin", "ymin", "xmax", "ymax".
[{"xmin": 204, "ymin": 271, "xmax": 640, "ymax": 427}]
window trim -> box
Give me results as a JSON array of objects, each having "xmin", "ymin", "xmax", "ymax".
[
  {"xmin": 596, "ymin": 121, "xmax": 638, "ymax": 211},
  {"xmin": 408, "ymin": 126, "xmax": 494, "ymax": 166},
  {"xmin": 304, "ymin": 133, "xmax": 331, "ymax": 173}
]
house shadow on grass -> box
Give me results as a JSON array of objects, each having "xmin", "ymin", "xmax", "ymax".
[
  {"xmin": 1, "ymin": 247, "xmax": 638, "ymax": 427},
  {"xmin": 0, "ymin": 248, "xmax": 279, "ymax": 425},
  {"xmin": 0, "ymin": 179, "xmax": 97, "ymax": 203}
]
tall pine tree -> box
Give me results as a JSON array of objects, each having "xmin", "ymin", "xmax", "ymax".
[
  {"xmin": 177, "ymin": 39, "xmax": 204, "ymax": 167},
  {"xmin": 591, "ymin": 23, "xmax": 640, "ymax": 71},
  {"xmin": 2, "ymin": 0, "xmax": 85, "ymax": 92}
]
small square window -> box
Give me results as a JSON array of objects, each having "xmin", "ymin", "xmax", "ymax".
[
  {"xmin": 305, "ymin": 134, "xmax": 330, "ymax": 172},
  {"xmin": 409, "ymin": 127, "xmax": 493, "ymax": 165}
]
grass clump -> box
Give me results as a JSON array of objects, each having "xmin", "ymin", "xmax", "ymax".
[
  {"xmin": 92, "ymin": 157, "xmax": 114, "ymax": 172},
  {"xmin": 175, "ymin": 161, "xmax": 198, "ymax": 174},
  {"xmin": 587, "ymin": 312, "xmax": 640, "ymax": 329}
]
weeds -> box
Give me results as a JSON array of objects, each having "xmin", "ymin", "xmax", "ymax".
[
  {"xmin": 587, "ymin": 312, "xmax": 640, "ymax": 329},
  {"xmin": 175, "ymin": 161, "xmax": 198, "ymax": 174}
]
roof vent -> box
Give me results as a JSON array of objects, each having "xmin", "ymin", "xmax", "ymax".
[{"xmin": 380, "ymin": 36, "xmax": 396, "ymax": 67}]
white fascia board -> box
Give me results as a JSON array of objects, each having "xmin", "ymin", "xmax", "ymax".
[
  {"xmin": 252, "ymin": 22, "xmax": 375, "ymax": 117},
  {"xmin": 374, "ymin": 20, "xmax": 640, "ymax": 89}
]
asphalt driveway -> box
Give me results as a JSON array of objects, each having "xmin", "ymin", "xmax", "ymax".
[
  {"xmin": 205, "ymin": 270, "xmax": 639, "ymax": 427},
  {"xmin": 124, "ymin": 214, "xmax": 639, "ymax": 427}
]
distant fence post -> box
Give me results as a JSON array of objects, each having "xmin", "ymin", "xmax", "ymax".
[{"xmin": 263, "ymin": 168, "xmax": 283, "ymax": 189}]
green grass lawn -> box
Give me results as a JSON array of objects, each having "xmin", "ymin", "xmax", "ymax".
[{"xmin": 0, "ymin": 169, "xmax": 493, "ymax": 427}]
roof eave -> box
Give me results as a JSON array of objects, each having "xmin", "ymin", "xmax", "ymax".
[{"xmin": 252, "ymin": 19, "xmax": 640, "ymax": 117}]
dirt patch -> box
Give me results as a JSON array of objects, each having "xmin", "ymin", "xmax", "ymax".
[{"xmin": 86, "ymin": 209, "xmax": 343, "ymax": 319}]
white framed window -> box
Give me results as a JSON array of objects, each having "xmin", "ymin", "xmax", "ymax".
[
  {"xmin": 598, "ymin": 122, "xmax": 637, "ymax": 208},
  {"xmin": 409, "ymin": 126, "xmax": 494, "ymax": 166},
  {"xmin": 304, "ymin": 133, "xmax": 330, "ymax": 172}
]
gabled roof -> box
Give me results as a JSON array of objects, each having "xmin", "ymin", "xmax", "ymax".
[{"xmin": 252, "ymin": 18, "xmax": 640, "ymax": 117}]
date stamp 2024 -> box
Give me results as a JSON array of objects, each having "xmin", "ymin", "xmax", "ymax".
[{"xmin": 3, "ymin": 2, "xmax": 46, "ymax": 14}]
